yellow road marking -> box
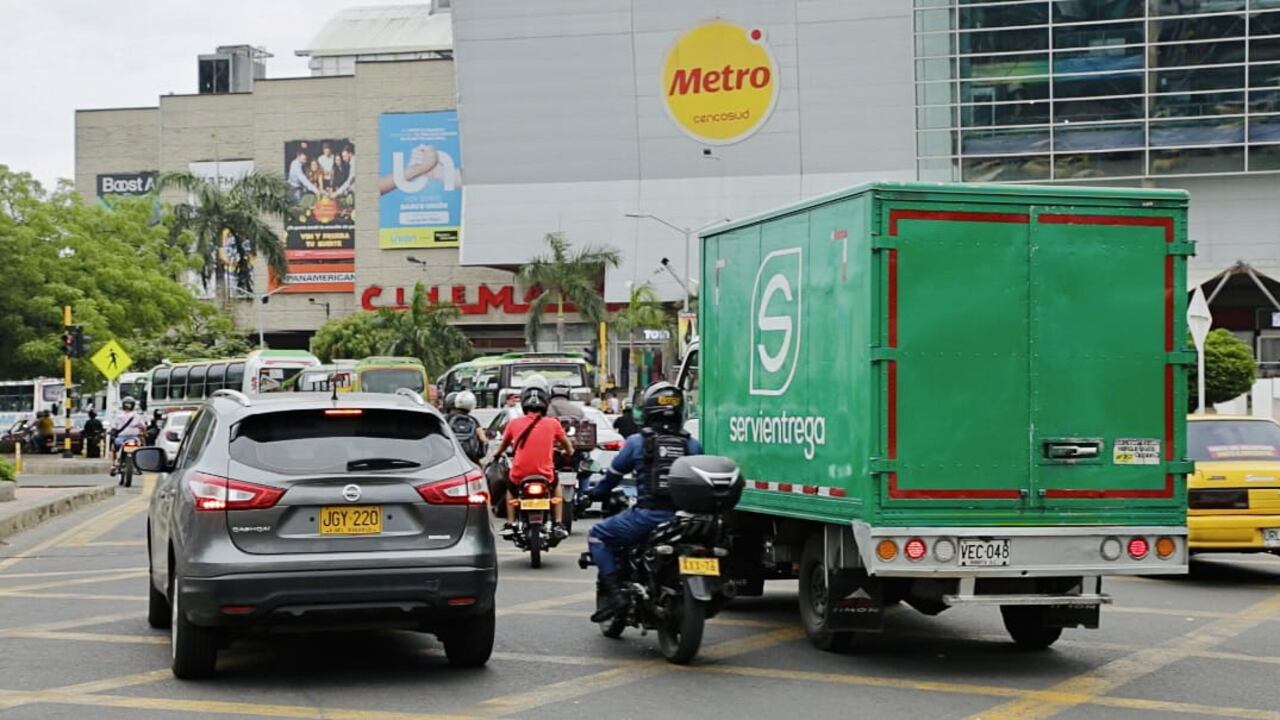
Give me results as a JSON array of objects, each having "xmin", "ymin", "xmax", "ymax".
[
  {"xmin": 494, "ymin": 590, "xmax": 596, "ymax": 616},
  {"xmin": 497, "ymin": 575, "xmax": 595, "ymax": 585},
  {"xmin": 1108, "ymin": 605, "xmax": 1230, "ymax": 619},
  {"xmin": 0, "ymin": 591, "xmax": 144, "ymax": 602},
  {"xmin": 973, "ymin": 591, "xmax": 1280, "ymax": 720},
  {"xmin": 0, "ymin": 568, "xmax": 145, "ymax": 596},
  {"xmin": 57, "ymin": 494, "xmax": 147, "ymax": 547},
  {"xmin": 512, "ymin": 607, "xmax": 791, "ymax": 629},
  {"xmin": 0, "ymin": 610, "xmax": 138, "ymax": 636},
  {"xmin": 0, "ymin": 566, "xmax": 146, "ymax": 581},
  {"xmin": 63, "ymin": 539, "xmax": 146, "ymax": 547},
  {"xmin": 0, "ymin": 494, "xmax": 142, "ymax": 573},
  {"xmin": 50, "ymin": 669, "xmax": 173, "ymax": 694},
  {"xmin": 8, "ymin": 630, "xmax": 167, "ymax": 645}
]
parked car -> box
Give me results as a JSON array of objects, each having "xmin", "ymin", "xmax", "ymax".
[
  {"xmin": 155, "ymin": 410, "xmax": 194, "ymax": 458},
  {"xmin": 139, "ymin": 390, "xmax": 497, "ymax": 678},
  {"xmin": 1187, "ymin": 415, "xmax": 1280, "ymax": 555}
]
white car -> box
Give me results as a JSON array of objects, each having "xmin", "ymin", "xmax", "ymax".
[{"xmin": 155, "ymin": 410, "xmax": 194, "ymax": 458}]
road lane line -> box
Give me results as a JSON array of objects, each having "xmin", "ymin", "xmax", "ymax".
[
  {"xmin": 62, "ymin": 539, "xmax": 146, "ymax": 547},
  {"xmin": 56, "ymin": 495, "xmax": 147, "ymax": 547},
  {"xmin": 0, "ymin": 689, "xmax": 481, "ymax": 720},
  {"xmin": 7, "ymin": 630, "xmax": 167, "ymax": 645},
  {"xmin": 0, "ymin": 610, "xmax": 138, "ymax": 635},
  {"xmin": 972, "ymin": 591, "xmax": 1280, "ymax": 720},
  {"xmin": 494, "ymin": 590, "xmax": 596, "ymax": 616},
  {"xmin": 1108, "ymin": 605, "xmax": 1230, "ymax": 619},
  {"xmin": 0, "ymin": 566, "xmax": 146, "ymax": 581},
  {"xmin": 0, "ymin": 568, "xmax": 145, "ymax": 595},
  {"xmin": 0, "ymin": 591, "xmax": 144, "ymax": 602},
  {"xmin": 49, "ymin": 669, "xmax": 173, "ymax": 694},
  {"xmin": 0, "ymin": 494, "xmax": 141, "ymax": 573},
  {"xmin": 510, "ymin": 607, "xmax": 792, "ymax": 629}
]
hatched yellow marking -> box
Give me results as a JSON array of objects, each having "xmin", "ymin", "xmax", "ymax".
[
  {"xmin": 0, "ymin": 568, "xmax": 145, "ymax": 597},
  {"xmin": 0, "ymin": 495, "xmax": 142, "ymax": 573}
]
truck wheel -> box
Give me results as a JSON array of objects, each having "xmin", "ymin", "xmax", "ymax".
[
  {"xmin": 1000, "ymin": 605, "xmax": 1062, "ymax": 650},
  {"xmin": 443, "ymin": 607, "xmax": 495, "ymax": 668},
  {"xmin": 798, "ymin": 534, "xmax": 853, "ymax": 653}
]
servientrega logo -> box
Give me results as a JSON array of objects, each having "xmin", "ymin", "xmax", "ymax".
[{"xmin": 750, "ymin": 248, "xmax": 802, "ymax": 396}]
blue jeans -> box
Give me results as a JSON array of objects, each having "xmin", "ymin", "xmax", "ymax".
[{"xmin": 588, "ymin": 506, "xmax": 674, "ymax": 577}]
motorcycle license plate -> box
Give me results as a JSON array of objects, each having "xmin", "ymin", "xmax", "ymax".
[
  {"xmin": 318, "ymin": 506, "xmax": 383, "ymax": 535},
  {"xmin": 521, "ymin": 498, "xmax": 551, "ymax": 510},
  {"xmin": 958, "ymin": 538, "xmax": 1010, "ymax": 567},
  {"xmin": 678, "ymin": 557, "xmax": 720, "ymax": 576}
]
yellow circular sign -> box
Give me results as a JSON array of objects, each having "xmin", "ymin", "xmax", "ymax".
[{"xmin": 661, "ymin": 20, "xmax": 779, "ymax": 145}]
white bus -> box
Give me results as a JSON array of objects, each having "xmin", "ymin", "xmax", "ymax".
[
  {"xmin": 146, "ymin": 350, "xmax": 322, "ymax": 410},
  {"xmin": 0, "ymin": 378, "xmax": 65, "ymax": 430}
]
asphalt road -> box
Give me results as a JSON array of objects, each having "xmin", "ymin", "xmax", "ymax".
[{"xmin": 1, "ymin": 479, "xmax": 1279, "ymax": 719}]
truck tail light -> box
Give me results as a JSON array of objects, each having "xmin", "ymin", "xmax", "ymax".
[
  {"xmin": 417, "ymin": 469, "xmax": 488, "ymax": 505},
  {"xmin": 1100, "ymin": 537, "xmax": 1122, "ymax": 561},
  {"xmin": 1155, "ymin": 536, "xmax": 1177, "ymax": 559},
  {"xmin": 1127, "ymin": 537, "xmax": 1149, "ymax": 560},
  {"xmin": 933, "ymin": 538, "xmax": 956, "ymax": 562},
  {"xmin": 1188, "ymin": 489, "xmax": 1248, "ymax": 509},
  {"xmin": 904, "ymin": 537, "xmax": 928, "ymax": 562},
  {"xmin": 875, "ymin": 539, "xmax": 898, "ymax": 562},
  {"xmin": 189, "ymin": 473, "xmax": 284, "ymax": 512}
]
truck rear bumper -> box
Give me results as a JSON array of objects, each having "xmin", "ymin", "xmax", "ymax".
[{"xmin": 853, "ymin": 523, "xmax": 1188, "ymax": 577}]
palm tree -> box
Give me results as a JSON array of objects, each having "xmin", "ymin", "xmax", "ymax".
[
  {"xmin": 610, "ymin": 283, "xmax": 667, "ymax": 394},
  {"xmin": 518, "ymin": 233, "xmax": 621, "ymax": 350},
  {"xmin": 156, "ymin": 171, "xmax": 290, "ymax": 301},
  {"xmin": 375, "ymin": 282, "xmax": 474, "ymax": 376}
]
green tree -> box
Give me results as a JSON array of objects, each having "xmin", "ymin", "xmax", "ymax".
[
  {"xmin": 130, "ymin": 305, "xmax": 253, "ymax": 368},
  {"xmin": 375, "ymin": 283, "xmax": 474, "ymax": 376},
  {"xmin": 518, "ymin": 233, "xmax": 620, "ymax": 350},
  {"xmin": 1192, "ymin": 328, "xmax": 1257, "ymax": 408},
  {"xmin": 310, "ymin": 312, "xmax": 395, "ymax": 364},
  {"xmin": 609, "ymin": 284, "xmax": 667, "ymax": 393},
  {"xmin": 156, "ymin": 170, "xmax": 290, "ymax": 300},
  {"xmin": 0, "ymin": 166, "xmax": 200, "ymax": 390}
]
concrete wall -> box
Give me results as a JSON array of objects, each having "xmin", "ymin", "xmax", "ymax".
[
  {"xmin": 74, "ymin": 107, "xmax": 161, "ymax": 201},
  {"xmin": 453, "ymin": 0, "xmax": 918, "ymax": 302}
]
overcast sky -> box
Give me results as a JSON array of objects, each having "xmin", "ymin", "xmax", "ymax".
[{"xmin": 2, "ymin": 0, "xmax": 422, "ymax": 189}]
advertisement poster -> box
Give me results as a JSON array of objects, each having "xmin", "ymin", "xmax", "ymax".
[
  {"xmin": 378, "ymin": 111, "xmax": 462, "ymax": 249},
  {"xmin": 95, "ymin": 171, "xmax": 156, "ymax": 206},
  {"xmin": 188, "ymin": 161, "xmax": 256, "ymax": 300},
  {"xmin": 282, "ymin": 139, "xmax": 356, "ymax": 292}
]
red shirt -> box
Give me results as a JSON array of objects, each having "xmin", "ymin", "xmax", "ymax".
[{"xmin": 503, "ymin": 413, "xmax": 566, "ymax": 481}]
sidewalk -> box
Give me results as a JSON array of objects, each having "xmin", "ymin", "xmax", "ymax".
[{"xmin": 0, "ymin": 485, "xmax": 116, "ymax": 540}]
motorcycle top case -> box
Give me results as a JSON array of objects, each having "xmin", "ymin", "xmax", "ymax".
[{"xmin": 667, "ymin": 455, "xmax": 744, "ymax": 513}]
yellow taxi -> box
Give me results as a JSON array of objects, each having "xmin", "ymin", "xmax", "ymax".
[{"xmin": 1187, "ymin": 415, "xmax": 1280, "ymax": 555}]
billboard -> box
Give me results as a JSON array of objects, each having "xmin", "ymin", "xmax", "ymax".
[
  {"xmin": 96, "ymin": 171, "xmax": 156, "ymax": 200},
  {"xmin": 283, "ymin": 139, "xmax": 356, "ymax": 292},
  {"xmin": 378, "ymin": 111, "xmax": 462, "ymax": 249},
  {"xmin": 188, "ymin": 161, "xmax": 256, "ymax": 300}
]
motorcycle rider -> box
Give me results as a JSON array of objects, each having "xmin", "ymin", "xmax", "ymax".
[
  {"xmin": 585, "ymin": 381, "xmax": 702, "ymax": 622},
  {"xmin": 109, "ymin": 396, "xmax": 146, "ymax": 483},
  {"xmin": 81, "ymin": 409, "xmax": 105, "ymax": 458},
  {"xmin": 446, "ymin": 390, "xmax": 488, "ymax": 463},
  {"xmin": 493, "ymin": 378, "xmax": 575, "ymax": 541},
  {"xmin": 145, "ymin": 409, "xmax": 165, "ymax": 446}
]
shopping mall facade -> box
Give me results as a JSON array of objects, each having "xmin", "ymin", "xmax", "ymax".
[{"xmin": 77, "ymin": 0, "xmax": 1280, "ymax": 370}]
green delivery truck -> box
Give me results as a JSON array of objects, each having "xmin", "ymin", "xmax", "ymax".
[{"xmin": 675, "ymin": 182, "xmax": 1193, "ymax": 651}]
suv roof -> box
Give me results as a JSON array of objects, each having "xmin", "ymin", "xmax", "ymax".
[{"xmin": 208, "ymin": 391, "xmax": 437, "ymax": 420}]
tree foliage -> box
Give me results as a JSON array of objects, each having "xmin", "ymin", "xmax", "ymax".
[
  {"xmin": 157, "ymin": 170, "xmax": 290, "ymax": 298},
  {"xmin": 518, "ymin": 233, "xmax": 620, "ymax": 349},
  {"xmin": 610, "ymin": 284, "xmax": 668, "ymax": 392},
  {"xmin": 310, "ymin": 312, "xmax": 395, "ymax": 364},
  {"xmin": 130, "ymin": 305, "xmax": 253, "ymax": 368},
  {"xmin": 1193, "ymin": 328, "xmax": 1257, "ymax": 407},
  {"xmin": 0, "ymin": 166, "xmax": 202, "ymax": 390}
]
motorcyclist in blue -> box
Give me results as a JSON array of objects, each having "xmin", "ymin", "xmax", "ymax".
[{"xmin": 586, "ymin": 381, "xmax": 701, "ymax": 623}]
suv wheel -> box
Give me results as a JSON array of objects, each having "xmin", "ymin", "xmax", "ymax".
[
  {"xmin": 146, "ymin": 528, "xmax": 170, "ymax": 630},
  {"xmin": 170, "ymin": 576, "xmax": 218, "ymax": 679},
  {"xmin": 442, "ymin": 607, "xmax": 495, "ymax": 668}
]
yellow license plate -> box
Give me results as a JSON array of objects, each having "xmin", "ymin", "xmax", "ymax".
[
  {"xmin": 521, "ymin": 498, "xmax": 551, "ymax": 510},
  {"xmin": 678, "ymin": 557, "xmax": 720, "ymax": 576},
  {"xmin": 318, "ymin": 506, "xmax": 383, "ymax": 535}
]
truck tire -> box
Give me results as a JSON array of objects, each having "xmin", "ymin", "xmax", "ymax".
[
  {"xmin": 798, "ymin": 534, "xmax": 853, "ymax": 653},
  {"xmin": 443, "ymin": 607, "xmax": 495, "ymax": 668},
  {"xmin": 1000, "ymin": 605, "xmax": 1063, "ymax": 650}
]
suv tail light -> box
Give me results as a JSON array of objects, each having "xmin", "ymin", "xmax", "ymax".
[
  {"xmin": 1188, "ymin": 489, "xmax": 1248, "ymax": 509},
  {"xmin": 189, "ymin": 473, "xmax": 284, "ymax": 511},
  {"xmin": 417, "ymin": 469, "xmax": 488, "ymax": 505}
]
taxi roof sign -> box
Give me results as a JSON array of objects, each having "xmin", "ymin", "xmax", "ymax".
[{"xmin": 90, "ymin": 339, "xmax": 133, "ymax": 381}]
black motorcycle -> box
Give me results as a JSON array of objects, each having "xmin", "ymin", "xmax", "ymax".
[
  {"xmin": 507, "ymin": 475, "xmax": 564, "ymax": 568},
  {"xmin": 579, "ymin": 455, "xmax": 743, "ymax": 664}
]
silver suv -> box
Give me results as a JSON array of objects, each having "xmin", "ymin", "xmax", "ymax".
[{"xmin": 136, "ymin": 390, "xmax": 497, "ymax": 679}]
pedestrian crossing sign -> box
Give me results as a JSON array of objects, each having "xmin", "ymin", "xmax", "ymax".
[{"xmin": 90, "ymin": 339, "xmax": 133, "ymax": 381}]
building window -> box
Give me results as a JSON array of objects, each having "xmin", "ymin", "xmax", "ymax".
[{"xmin": 913, "ymin": 0, "xmax": 1280, "ymax": 181}]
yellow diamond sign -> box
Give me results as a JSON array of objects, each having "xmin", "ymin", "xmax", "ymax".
[{"xmin": 90, "ymin": 340, "xmax": 133, "ymax": 381}]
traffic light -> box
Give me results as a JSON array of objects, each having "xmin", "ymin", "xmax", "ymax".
[
  {"xmin": 61, "ymin": 329, "xmax": 74, "ymax": 357},
  {"xmin": 71, "ymin": 326, "xmax": 88, "ymax": 358},
  {"xmin": 582, "ymin": 344, "xmax": 598, "ymax": 366}
]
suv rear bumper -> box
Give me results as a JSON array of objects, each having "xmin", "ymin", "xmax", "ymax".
[{"xmin": 178, "ymin": 565, "xmax": 497, "ymax": 629}]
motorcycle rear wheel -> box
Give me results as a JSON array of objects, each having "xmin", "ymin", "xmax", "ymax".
[
  {"xmin": 528, "ymin": 521, "xmax": 542, "ymax": 569},
  {"xmin": 658, "ymin": 585, "xmax": 705, "ymax": 665}
]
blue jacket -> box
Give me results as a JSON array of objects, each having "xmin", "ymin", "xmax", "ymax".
[{"xmin": 592, "ymin": 431, "xmax": 703, "ymax": 503}]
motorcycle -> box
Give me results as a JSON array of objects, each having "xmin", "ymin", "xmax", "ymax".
[
  {"xmin": 507, "ymin": 475, "xmax": 564, "ymax": 568},
  {"xmin": 578, "ymin": 455, "xmax": 743, "ymax": 664},
  {"xmin": 115, "ymin": 436, "xmax": 142, "ymax": 488}
]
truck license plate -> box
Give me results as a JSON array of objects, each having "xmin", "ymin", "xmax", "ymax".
[
  {"xmin": 958, "ymin": 539, "xmax": 1010, "ymax": 567},
  {"xmin": 1264, "ymin": 528, "xmax": 1280, "ymax": 548}
]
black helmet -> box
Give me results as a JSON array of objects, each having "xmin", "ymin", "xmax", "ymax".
[
  {"xmin": 640, "ymin": 381, "xmax": 684, "ymax": 429},
  {"xmin": 520, "ymin": 384, "xmax": 549, "ymax": 414}
]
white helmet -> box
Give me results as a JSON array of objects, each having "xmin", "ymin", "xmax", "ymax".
[{"xmin": 454, "ymin": 390, "xmax": 477, "ymax": 412}]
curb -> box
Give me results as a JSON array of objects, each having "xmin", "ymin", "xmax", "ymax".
[
  {"xmin": 0, "ymin": 485, "xmax": 117, "ymax": 540},
  {"xmin": 17, "ymin": 462, "xmax": 111, "ymax": 477}
]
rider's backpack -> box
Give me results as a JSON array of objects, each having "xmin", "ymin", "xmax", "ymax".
[{"xmin": 448, "ymin": 412, "xmax": 485, "ymax": 462}]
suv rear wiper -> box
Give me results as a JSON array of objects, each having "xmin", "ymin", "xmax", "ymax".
[{"xmin": 346, "ymin": 457, "xmax": 422, "ymax": 471}]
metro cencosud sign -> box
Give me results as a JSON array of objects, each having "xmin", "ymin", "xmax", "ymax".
[{"xmin": 661, "ymin": 19, "xmax": 780, "ymax": 145}]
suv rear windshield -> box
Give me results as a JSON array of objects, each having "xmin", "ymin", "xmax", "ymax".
[
  {"xmin": 360, "ymin": 368, "xmax": 425, "ymax": 394},
  {"xmin": 230, "ymin": 409, "xmax": 453, "ymax": 475},
  {"xmin": 1187, "ymin": 420, "xmax": 1280, "ymax": 461}
]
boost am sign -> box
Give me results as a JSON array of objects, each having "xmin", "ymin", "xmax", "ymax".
[{"xmin": 662, "ymin": 20, "xmax": 779, "ymax": 145}]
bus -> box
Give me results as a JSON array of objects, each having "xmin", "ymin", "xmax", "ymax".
[
  {"xmin": 292, "ymin": 361, "xmax": 357, "ymax": 393},
  {"xmin": 462, "ymin": 352, "xmax": 594, "ymax": 407},
  {"xmin": 0, "ymin": 378, "xmax": 64, "ymax": 430},
  {"xmin": 146, "ymin": 350, "xmax": 322, "ymax": 409},
  {"xmin": 351, "ymin": 357, "xmax": 430, "ymax": 397}
]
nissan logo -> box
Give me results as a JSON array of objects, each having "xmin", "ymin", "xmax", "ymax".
[{"xmin": 342, "ymin": 484, "xmax": 362, "ymax": 502}]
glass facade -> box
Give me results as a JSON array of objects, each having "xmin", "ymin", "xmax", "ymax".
[{"xmin": 915, "ymin": 0, "xmax": 1280, "ymax": 181}]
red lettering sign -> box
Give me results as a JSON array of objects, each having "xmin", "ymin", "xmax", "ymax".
[{"xmin": 361, "ymin": 284, "xmax": 624, "ymax": 315}]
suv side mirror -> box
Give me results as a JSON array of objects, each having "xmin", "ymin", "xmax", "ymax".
[{"xmin": 132, "ymin": 446, "xmax": 171, "ymax": 473}]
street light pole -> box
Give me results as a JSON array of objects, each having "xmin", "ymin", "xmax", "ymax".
[
  {"xmin": 625, "ymin": 213, "xmax": 729, "ymax": 311},
  {"xmin": 230, "ymin": 285, "xmax": 289, "ymax": 349}
]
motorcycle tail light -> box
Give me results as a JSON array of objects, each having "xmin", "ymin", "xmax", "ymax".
[
  {"xmin": 599, "ymin": 440, "xmax": 624, "ymax": 451},
  {"xmin": 189, "ymin": 473, "xmax": 284, "ymax": 512},
  {"xmin": 524, "ymin": 482, "xmax": 546, "ymax": 497},
  {"xmin": 417, "ymin": 469, "xmax": 488, "ymax": 505}
]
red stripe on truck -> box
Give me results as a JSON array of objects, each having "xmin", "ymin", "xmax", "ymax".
[
  {"xmin": 888, "ymin": 475, "xmax": 1021, "ymax": 500},
  {"xmin": 1045, "ymin": 475, "xmax": 1175, "ymax": 499},
  {"xmin": 888, "ymin": 209, "xmax": 1029, "ymax": 236}
]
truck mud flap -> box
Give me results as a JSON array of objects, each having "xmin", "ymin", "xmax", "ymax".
[
  {"xmin": 682, "ymin": 576, "xmax": 721, "ymax": 602},
  {"xmin": 1044, "ymin": 603, "xmax": 1100, "ymax": 629},
  {"xmin": 826, "ymin": 569, "xmax": 884, "ymax": 631}
]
